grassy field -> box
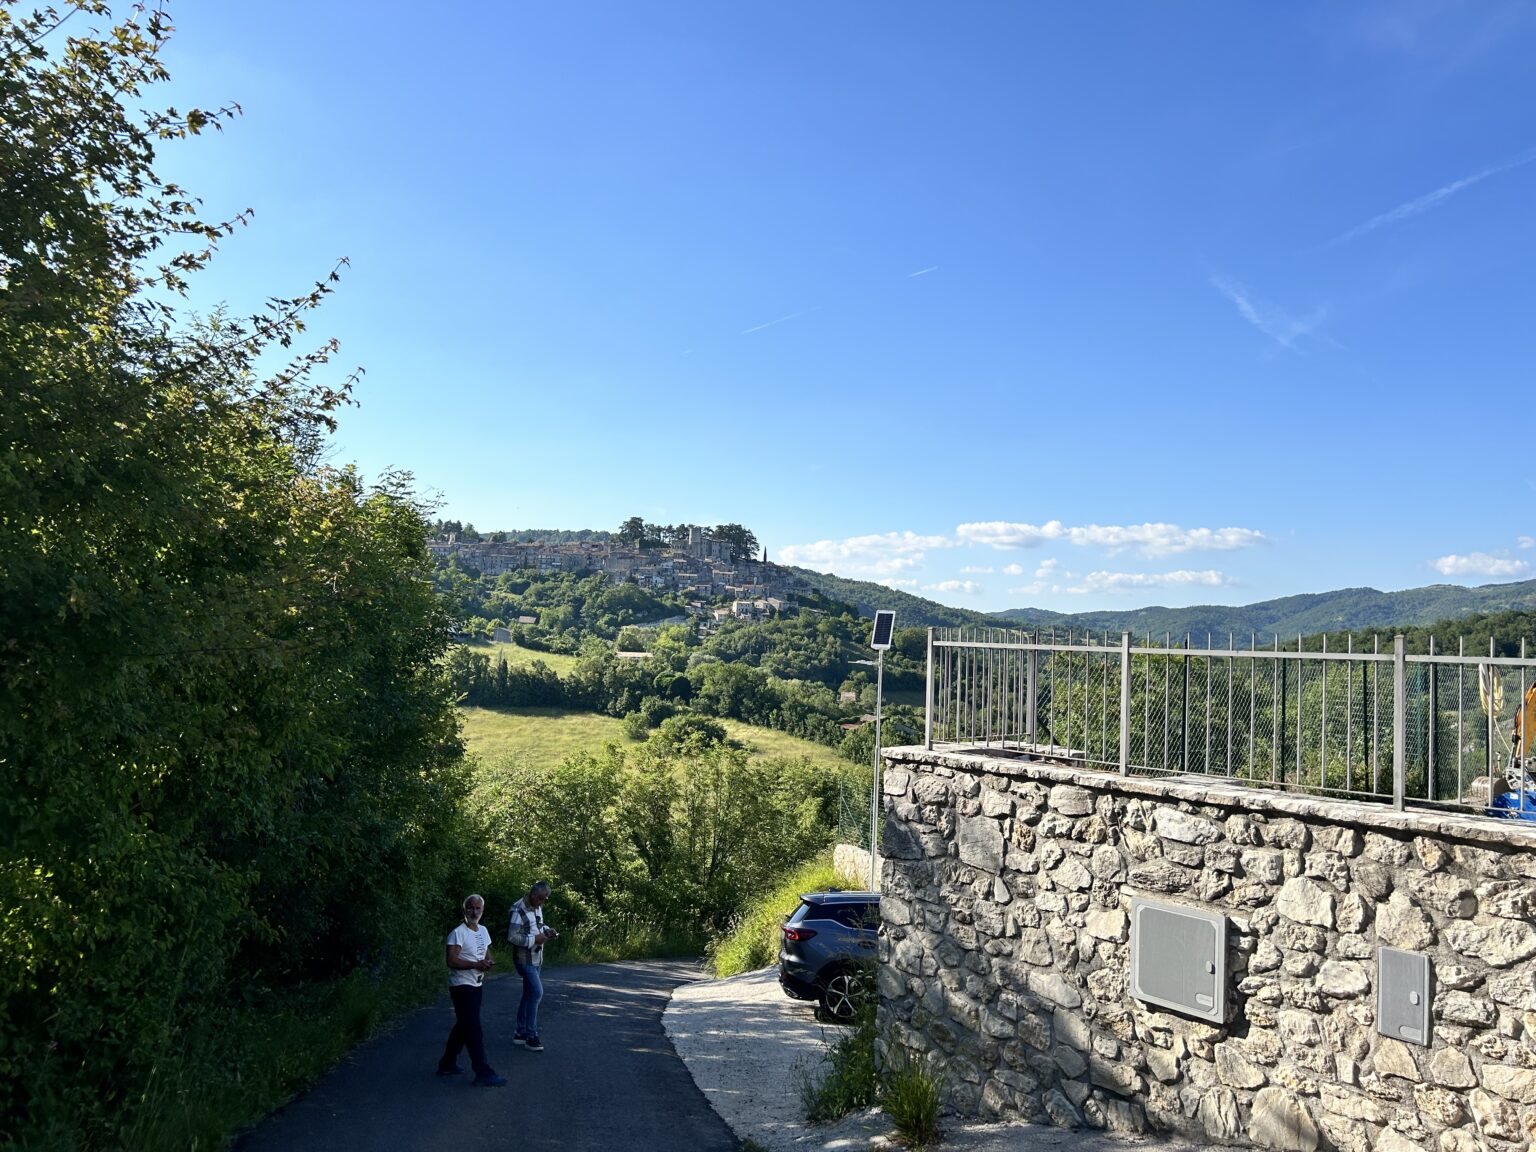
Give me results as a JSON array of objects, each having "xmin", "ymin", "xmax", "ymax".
[
  {"xmin": 717, "ymin": 720, "xmax": 849, "ymax": 771},
  {"xmin": 460, "ymin": 640, "xmax": 582, "ymax": 676},
  {"xmin": 460, "ymin": 705, "xmax": 849, "ymax": 772},
  {"xmin": 459, "ymin": 706, "xmax": 624, "ymax": 765}
]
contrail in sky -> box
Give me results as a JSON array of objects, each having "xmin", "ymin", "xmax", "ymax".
[
  {"xmin": 1329, "ymin": 148, "xmax": 1536, "ymax": 245},
  {"xmin": 908, "ymin": 266, "xmax": 939, "ymax": 277},
  {"xmin": 1209, "ymin": 272, "xmax": 1325, "ymax": 352},
  {"xmin": 741, "ymin": 307, "xmax": 819, "ymax": 335}
]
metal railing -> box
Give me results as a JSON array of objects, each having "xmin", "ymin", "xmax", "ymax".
[{"xmin": 923, "ymin": 627, "xmax": 1536, "ymax": 814}]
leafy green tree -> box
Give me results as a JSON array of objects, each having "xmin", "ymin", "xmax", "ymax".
[
  {"xmin": 616, "ymin": 626, "xmax": 651, "ymax": 652},
  {"xmin": 707, "ymin": 522, "xmax": 760, "ymax": 561},
  {"xmin": 651, "ymin": 712, "xmax": 728, "ymax": 753},
  {"xmin": 0, "ymin": 7, "xmax": 467, "ymax": 1145}
]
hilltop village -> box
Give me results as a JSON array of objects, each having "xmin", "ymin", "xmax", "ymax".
[{"xmin": 429, "ymin": 525, "xmax": 809, "ymax": 622}]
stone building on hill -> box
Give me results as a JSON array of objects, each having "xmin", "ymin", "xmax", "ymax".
[{"xmin": 428, "ymin": 526, "xmax": 805, "ymax": 604}]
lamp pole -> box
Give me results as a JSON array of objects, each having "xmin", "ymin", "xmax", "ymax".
[
  {"xmin": 863, "ymin": 610, "xmax": 895, "ymax": 893},
  {"xmin": 870, "ymin": 646, "xmax": 883, "ymax": 891}
]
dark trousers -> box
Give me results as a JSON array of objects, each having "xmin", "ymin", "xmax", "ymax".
[{"xmin": 440, "ymin": 983, "xmax": 493, "ymax": 1076}]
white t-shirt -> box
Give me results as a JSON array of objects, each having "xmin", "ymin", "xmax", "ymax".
[{"xmin": 447, "ymin": 922, "xmax": 491, "ymax": 987}]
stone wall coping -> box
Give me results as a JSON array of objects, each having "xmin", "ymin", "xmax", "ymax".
[{"xmin": 884, "ymin": 743, "xmax": 1536, "ymax": 851}]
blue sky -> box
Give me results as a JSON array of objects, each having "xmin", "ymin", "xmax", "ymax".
[{"xmin": 155, "ymin": 2, "xmax": 1536, "ymax": 613}]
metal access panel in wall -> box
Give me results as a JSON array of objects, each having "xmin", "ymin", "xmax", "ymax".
[
  {"xmin": 1378, "ymin": 947, "xmax": 1432, "ymax": 1046},
  {"xmin": 1130, "ymin": 897, "xmax": 1226, "ymax": 1023}
]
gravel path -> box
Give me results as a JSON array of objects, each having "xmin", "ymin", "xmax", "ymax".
[{"xmin": 664, "ymin": 966, "xmax": 1243, "ymax": 1152}]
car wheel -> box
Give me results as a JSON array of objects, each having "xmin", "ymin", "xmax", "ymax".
[{"xmin": 818, "ymin": 968, "xmax": 866, "ymax": 1023}]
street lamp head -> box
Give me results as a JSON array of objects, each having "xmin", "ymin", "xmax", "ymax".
[{"xmin": 870, "ymin": 610, "xmax": 896, "ymax": 651}]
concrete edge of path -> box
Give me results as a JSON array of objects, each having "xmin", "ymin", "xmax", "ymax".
[{"xmin": 663, "ymin": 966, "xmax": 1252, "ymax": 1152}]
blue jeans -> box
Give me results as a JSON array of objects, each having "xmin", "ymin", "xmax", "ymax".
[
  {"xmin": 514, "ymin": 958, "xmax": 543, "ymax": 1037},
  {"xmin": 441, "ymin": 984, "xmax": 493, "ymax": 1076}
]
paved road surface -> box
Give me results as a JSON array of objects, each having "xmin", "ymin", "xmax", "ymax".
[{"xmin": 238, "ymin": 959, "xmax": 739, "ymax": 1152}]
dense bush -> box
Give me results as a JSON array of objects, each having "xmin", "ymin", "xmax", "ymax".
[
  {"xmin": 431, "ymin": 564, "xmax": 687, "ymax": 641},
  {"xmin": 472, "ymin": 733, "xmax": 863, "ymax": 959},
  {"xmin": 0, "ymin": 8, "xmax": 469, "ymax": 1147},
  {"xmin": 445, "ymin": 647, "xmax": 567, "ymax": 707}
]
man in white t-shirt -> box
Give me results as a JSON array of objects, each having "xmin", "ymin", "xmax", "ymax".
[{"xmin": 437, "ymin": 894, "xmax": 507, "ymax": 1086}]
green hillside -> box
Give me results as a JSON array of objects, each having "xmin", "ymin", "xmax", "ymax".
[
  {"xmin": 785, "ymin": 563, "xmax": 1536, "ymax": 641},
  {"xmin": 995, "ymin": 578, "xmax": 1536, "ymax": 640},
  {"xmin": 783, "ymin": 566, "xmax": 1025, "ymax": 629}
]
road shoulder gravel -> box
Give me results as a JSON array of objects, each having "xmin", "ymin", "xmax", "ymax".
[{"xmin": 664, "ymin": 966, "xmax": 1244, "ymax": 1152}]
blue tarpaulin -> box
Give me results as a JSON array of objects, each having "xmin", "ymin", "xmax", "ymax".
[{"xmin": 1489, "ymin": 789, "xmax": 1536, "ymax": 821}]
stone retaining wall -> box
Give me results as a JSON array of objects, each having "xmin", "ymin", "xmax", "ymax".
[
  {"xmin": 833, "ymin": 842, "xmax": 876, "ymax": 887},
  {"xmin": 877, "ymin": 745, "xmax": 1536, "ymax": 1152}
]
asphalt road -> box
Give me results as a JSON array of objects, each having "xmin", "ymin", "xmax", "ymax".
[{"xmin": 237, "ymin": 959, "xmax": 740, "ymax": 1152}]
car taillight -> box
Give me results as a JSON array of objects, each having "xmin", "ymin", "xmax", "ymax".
[{"xmin": 783, "ymin": 926, "xmax": 818, "ymax": 943}]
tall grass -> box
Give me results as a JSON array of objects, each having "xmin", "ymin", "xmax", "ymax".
[
  {"xmin": 710, "ymin": 857, "xmax": 861, "ymax": 978},
  {"xmin": 122, "ymin": 953, "xmax": 442, "ymax": 1151},
  {"xmin": 882, "ymin": 1055, "xmax": 942, "ymax": 1148},
  {"xmin": 796, "ymin": 983, "xmax": 878, "ymax": 1122}
]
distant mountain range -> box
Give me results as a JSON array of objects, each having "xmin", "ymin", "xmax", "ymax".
[
  {"xmin": 782, "ymin": 567, "xmax": 1008, "ymax": 629},
  {"xmin": 786, "ymin": 566, "xmax": 1536, "ymax": 639}
]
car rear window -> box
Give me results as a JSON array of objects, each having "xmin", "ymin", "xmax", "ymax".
[
  {"xmin": 827, "ymin": 903, "xmax": 878, "ymax": 928},
  {"xmin": 789, "ymin": 897, "xmax": 879, "ymax": 928}
]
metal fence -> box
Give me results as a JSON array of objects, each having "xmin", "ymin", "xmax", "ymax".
[{"xmin": 924, "ymin": 627, "xmax": 1536, "ymax": 815}]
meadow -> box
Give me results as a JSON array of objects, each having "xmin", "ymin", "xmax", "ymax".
[
  {"xmin": 459, "ymin": 705, "xmax": 854, "ymax": 773},
  {"xmin": 460, "ymin": 639, "xmax": 582, "ymax": 675}
]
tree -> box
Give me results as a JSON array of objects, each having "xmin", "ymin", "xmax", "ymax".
[
  {"xmin": 707, "ymin": 523, "xmax": 760, "ymax": 562},
  {"xmin": 0, "ymin": 6, "xmax": 467, "ymax": 1144},
  {"xmin": 618, "ymin": 515, "xmax": 647, "ymax": 544}
]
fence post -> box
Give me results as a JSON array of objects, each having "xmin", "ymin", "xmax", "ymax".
[
  {"xmin": 1026, "ymin": 648, "xmax": 1038, "ymax": 746},
  {"xmin": 1393, "ymin": 634, "xmax": 1406, "ymax": 811},
  {"xmin": 924, "ymin": 627, "xmax": 934, "ymax": 750},
  {"xmin": 1119, "ymin": 631, "xmax": 1132, "ymax": 776}
]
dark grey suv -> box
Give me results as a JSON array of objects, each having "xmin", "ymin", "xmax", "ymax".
[{"xmin": 777, "ymin": 890, "xmax": 880, "ymax": 1021}]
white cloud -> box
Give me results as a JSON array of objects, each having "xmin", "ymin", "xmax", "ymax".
[
  {"xmin": 924, "ymin": 580, "xmax": 981, "ymax": 595},
  {"xmin": 959, "ymin": 565, "xmax": 994, "ymax": 574},
  {"xmin": 1431, "ymin": 552, "xmax": 1532, "ymax": 578},
  {"xmin": 1067, "ymin": 569, "xmax": 1237, "ymax": 595},
  {"xmin": 1006, "ymin": 559, "xmax": 1065, "ymax": 598},
  {"xmin": 956, "ymin": 520, "xmax": 1265, "ymax": 558},
  {"xmin": 878, "ymin": 578, "xmax": 920, "ymax": 589},
  {"xmin": 1209, "ymin": 273, "xmax": 1329, "ymax": 352},
  {"xmin": 1520, "ymin": 536, "xmax": 1535, "ymax": 550},
  {"xmin": 778, "ymin": 530, "xmax": 953, "ymax": 578}
]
